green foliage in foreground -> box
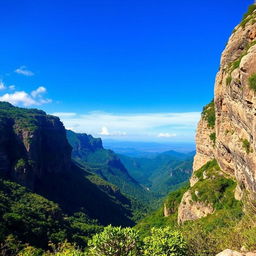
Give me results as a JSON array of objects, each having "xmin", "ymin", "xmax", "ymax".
[
  {"xmin": 16, "ymin": 226, "xmax": 188, "ymax": 256},
  {"xmin": 202, "ymin": 100, "xmax": 215, "ymax": 128},
  {"xmin": 88, "ymin": 225, "xmax": 140, "ymax": 256},
  {"xmin": 143, "ymin": 227, "xmax": 187, "ymax": 256}
]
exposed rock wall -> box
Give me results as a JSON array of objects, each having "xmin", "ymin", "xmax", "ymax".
[
  {"xmin": 178, "ymin": 6, "xmax": 256, "ymax": 223},
  {"xmin": 0, "ymin": 103, "xmax": 71, "ymax": 189}
]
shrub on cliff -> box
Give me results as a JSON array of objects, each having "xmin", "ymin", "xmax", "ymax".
[{"xmin": 202, "ymin": 100, "xmax": 216, "ymax": 128}]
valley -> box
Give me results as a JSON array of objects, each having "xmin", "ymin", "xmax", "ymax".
[{"xmin": 1, "ymin": 1, "xmax": 256, "ymax": 256}]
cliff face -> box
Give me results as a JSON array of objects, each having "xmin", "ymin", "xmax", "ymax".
[
  {"xmin": 178, "ymin": 5, "xmax": 256, "ymax": 223},
  {"xmin": 0, "ymin": 102, "xmax": 71, "ymax": 189},
  {"xmin": 0, "ymin": 102, "xmax": 137, "ymax": 226}
]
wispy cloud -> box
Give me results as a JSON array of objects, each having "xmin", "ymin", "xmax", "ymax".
[
  {"xmin": 0, "ymin": 86, "xmax": 52, "ymax": 107},
  {"xmin": 15, "ymin": 66, "xmax": 34, "ymax": 76},
  {"xmin": 53, "ymin": 111, "xmax": 200, "ymax": 142},
  {"xmin": 52, "ymin": 112, "xmax": 77, "ymax": 117},
  {"xmin": 0, "ymin": 81, "xmax": 6, "ymax": 90},
  {"xmin": 157, "ymin": 133, "xmax": 176, "ymax": 138},
  {"xmin": 99, "ymin": 126, "xmax": 127, "ymax": 136}
]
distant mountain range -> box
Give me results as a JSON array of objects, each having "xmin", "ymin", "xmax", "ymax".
[
  {"xmin": 66, "ymin": 130, "xmax": 154, "ymax": 204},
  {"xmin": 118, "ymin": 150, "xmax": 194, "ymax": 196},
  {"xmin": 103, "ymin": 140, "xmax": 195, "ymax": 156}
]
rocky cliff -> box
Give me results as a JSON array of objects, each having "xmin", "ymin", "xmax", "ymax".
[
  {"xmin": 0, "ymin": 102, "xmax": 137, "ymax": 226},
  {"xmin": 0, "ymin": 102, "xmax": 71, "ymax": 189},
  {"xmin": 178, "ymin": 4, "xmax": 256, "ymax": 223}
]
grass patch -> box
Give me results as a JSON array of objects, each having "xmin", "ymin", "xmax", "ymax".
[
  {"xmin": 202, "ymin": 100, "xmax": 215, "ymax": 128},
  {"xmin": 248, "ymin": 73, "xmax": 256, "ymax": 92},
  {"xmin": 241, "ymin": 138, "xmax": 252, "ymax": 154},
  {"xmin": 226, "ymin": 76, "xmax": 232, "ymax": 86}
]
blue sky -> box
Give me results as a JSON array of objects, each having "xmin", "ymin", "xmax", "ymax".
[{"xmin": 0, "ymin": 0, "xmax": 253, "ymax": 142}]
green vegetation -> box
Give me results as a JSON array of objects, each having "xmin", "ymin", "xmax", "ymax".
[
  {"xmin": 15, "ymin": 159, "xmax": 26, "ymax": 170},
  {"xmin": 209, "ymin": 132, "xmax": 216, "ymax": 146},
  {"xmin": 143, "ymin": 227, "xmax": 187, "ymax": 256},
  {"xmin": 243, "ymin": 4, "xmax": 256, "ymax": 20},
  {"xmin": 0, "ymin": 178, "xmax": 102, "ymax": 254},
  {"xmin": 226, "ymin": 75, "xmax": 232, "ymax": 86},
  {"xmin": 202, "ymin": 100, "xmax": 216, "ymax": 128},
  {"xmin": 66, "ymin": 130, "xmax": 155, "ymax": 205},
  {"xmin": 240, "ymin": 4, "xmax": 256, "ymax": 28},
  {"xmin": 241, "ymin": 138, "xmax": 252, "ymax": 154},
  {"xmin": 136, "ymin": 160, "xmax": 247, "ymax": 255},
  {"xmin": 191, "ymin": 160, "xmax": 241, "ymax": 211},
  {"xmin": 226, "ymin": 40, "xmax": 256, "ymax": 81},
  {"xmin": 118, "ymin": 151, "xmax": 193, "ymax": 198},
  {"xmin": 88, "ymin": 225, "xmax": 140, "ymax": 256},
  {"xmin": 0, "ymin": 102, "xmax": 48, "ymax": 131},
  {"xmin": 248, "ymin": 73, "xmax": 256, "ymax": 92}
]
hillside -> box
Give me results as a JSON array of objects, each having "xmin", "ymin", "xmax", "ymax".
[
  {"xmin": 0, "ymin": 102, "xmax": 137, "ymax": 229},
  {"xmin": 118, "ymin": 151, "xmax": 193, "ymax": 196},
  {"xmin": 66, "ymin": 130, "xmax": 154, "ymax": 203}
]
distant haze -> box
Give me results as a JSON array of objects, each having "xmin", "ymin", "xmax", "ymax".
[{"xmin": 103, "ymin": 140, "xmax": 196, "ymax": 155}]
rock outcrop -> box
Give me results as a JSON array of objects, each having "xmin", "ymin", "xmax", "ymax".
[
  {"xmin": 0, "ymin": 102, "xmax": 71, "ymax": 189},
  {"xmin": 0, "ymin": 102, "xmax": 136, "ymax": 226},
  {"xmin": 178, "ymin": 5, "xmax": 256, "ymax": 223},
  {"xmin": 216, "ymin": 249, "xmax": 256, "ymax": 256},
  {"xmin": 177, "ymin": 190, "xmax": 214, "ymax": 224}
]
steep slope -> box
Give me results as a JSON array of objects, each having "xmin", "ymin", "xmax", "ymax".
[
  {"xmin": 178, "ymin": 4, "xmax": 256, "ymax": 224},
  {"xmin": 138, "ymin": 5, "xmax": 256, "ymax": 254},
  {"xmin": 0, "ymin": 102, "xmax": 135, "ymax": 227},
  {"xmin": 66, "ymin": 130, "xmax": 153, "ymax": 203},
  {"xmin": 0, "ymin": 178, "xmax": 102, "ymax": 251},
  {"xmin": 119, "ymin": 151, "xmax": 193, "ymax": 197}
]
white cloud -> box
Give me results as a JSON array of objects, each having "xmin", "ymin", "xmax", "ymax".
[
  {"xmin": 157, "ymin": 133, "xmax": 176, "ymax": 138},
  {"xmin": 52, "ymin": 112, "xmax": 77, "ymax": 117},
  {"xmin": 54, "ymin": 111, "xmax": 200, "ymax": 142},
  {"xmin": 9, "ymin": 85, "xmax": 15, "ymax": 90},
  {"xmin": 100, "ymin": 126, "xmax": 110, "ymax": 136},
  {"xmin": 0, "ymin": 91, "xmax": 37, "ymax": 106},
  {"xmin": 0, "ymin": 81, "xmax": 6, "ymax": 90},
  {"xmin": 98, "ymin": 126, "xmax": 127, "ymax": 136},
  {"xmin": 0, "ymin": 86, "xmax": 52, "ymax": 107},
  {"xmin": 15, "ymin": 66, "xmax": 34, "ymax": 76},
  {"xmin": 31, "ymin": 86, "xmax": 46, "ymax": 97}
]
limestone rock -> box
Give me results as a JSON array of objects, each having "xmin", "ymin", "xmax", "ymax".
[
  {"xmin": 177, "ymin": 190, "xmax": 214, "ymax": 224},
  {"xmin": 216, "ymin": 250, "xmax": 256, "ymax": 256},
  {"xmin": 178, "ymin": 7, "xmax": 256, "ymax": 223}
]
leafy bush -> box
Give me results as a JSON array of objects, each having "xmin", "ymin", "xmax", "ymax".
[
  {"xmin": 88, "ymin": 225, "xmax": 140, "ymax": 256},
  {"xmin": 248, "ymin": 73, "xmax": 256, "ymax": 92},
  {"xmin": 15, "ymin": 159, "xmax": 26, "ymax": 170},
  {"xmin": 143, "ymin": 227, "xmax": 187, "ymax": 256},
  {"xmin": 202, "ymin": 100, "xmax": 215, "ymax": 128},
  {"xmin": 44, "ymin": 242, "xmax": 86, "ymax": 256}
]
